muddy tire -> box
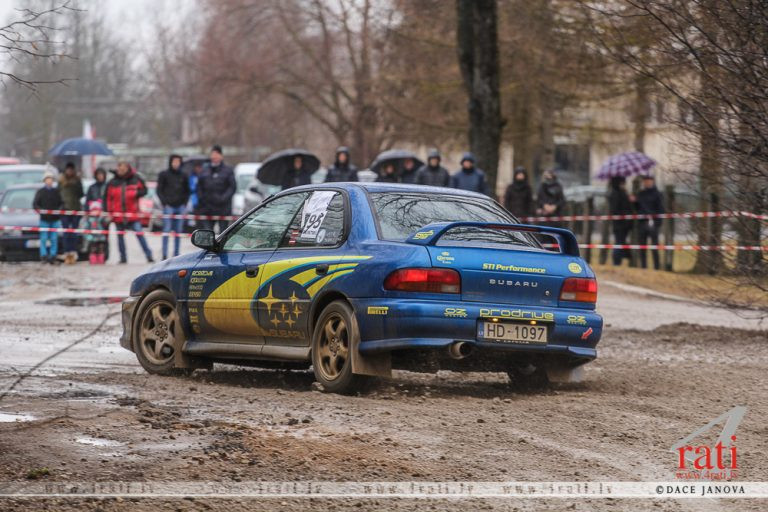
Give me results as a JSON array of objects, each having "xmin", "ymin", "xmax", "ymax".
[
  {"xmin": 311, "ymin": 300, "xmax": 370, "ymax": 395},
  {"xmin": 133, "ymin": 289, "xmax": 190, "ymax": 376},
  {"xmin": 507, "ymin": 364, "xmax": 550, "ymax": 391}
]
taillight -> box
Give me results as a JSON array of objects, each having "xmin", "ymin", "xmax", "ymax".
[
  {"xmin": 560, "ymin": 277, "xmax": 597, "ymax": 303},
  {"xmin": 384, "ymin": 268, "xmax": 461, "ymax": 294}
]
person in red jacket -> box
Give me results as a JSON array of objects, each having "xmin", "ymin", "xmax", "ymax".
[{"xmin": 105, "ymin": 161, "xmax": 154, "ymax": 263}]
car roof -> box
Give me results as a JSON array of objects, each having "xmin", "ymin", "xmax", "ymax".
[
  {"xmin": 0, "ymin": 164, "xmax": 50, "ymax": 173},
  {"xmin": 279, "ymin": 182, "xmax": 490, "ymax": 200}
]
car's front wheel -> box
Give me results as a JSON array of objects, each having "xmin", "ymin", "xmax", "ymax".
[
  {"xmin": 311, "ymin": 300, "xmax": 370, "ymax": 394},
  {"xmin": 133, "ymin": 289, "xmax": 188, "ymax": 376}
]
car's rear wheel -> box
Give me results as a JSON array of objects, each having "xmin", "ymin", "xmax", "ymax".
[
  {"xmin": 311, "ymin": 300, "xmax": 370, "ymax": 394},
  {"xmin": 507, "ymin": 363, "xmax": 549, "ymax": 390},
  {"xmin": 133, "ymin": 289, "xmax": 189, "ymax": 376}
]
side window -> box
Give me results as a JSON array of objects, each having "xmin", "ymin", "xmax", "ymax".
[
  {"xmin": 221, "ymin": 193, "xmax": 308, "ymax": 251},
  {"xmin": 280, "ymin": 191, "xmax": 346, "ymax": 248}
]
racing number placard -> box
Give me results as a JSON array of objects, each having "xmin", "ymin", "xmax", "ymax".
[{"xmin": 300, "ymin": 191, "xmax": 335, "ymax": 240}]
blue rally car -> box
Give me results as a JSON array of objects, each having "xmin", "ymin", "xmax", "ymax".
[{"xmin": 120, "ymin": 183, "xmax": 602, "ymax": 393}]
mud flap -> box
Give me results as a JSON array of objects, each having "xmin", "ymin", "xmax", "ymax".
[
  {"xmin": 545, "ymin": 364, "xmax": 584, "ymax": 384},
  {"xmin": 175, "ymin": 342, "xmax": 213, "ymax": 370},
  {"xmin": 348, "ymin": 309, "xmax": 391, "ymax": 378}
]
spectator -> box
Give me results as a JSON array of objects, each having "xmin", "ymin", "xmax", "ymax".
[
  {"xmin": 415, "ymin": 149, "xmax": 450, "ymax": 187},
  {"xmin": 58, "ymin": 162, "xmax": 84, "ymax": 264},
  {"xmin": 451, "ymin": 152, "xmax": 489, "ymax": 194},
  {"xmin": 503, "ymin": 166, "xmax": 533, "ymax": 219},
  {"xmin": 325, "ymin": 146, "xmax": 358, "ymax": 182},
  {"xmin": 198, "ymin": 145, "xmax": 236, "ymax": 233},
  {"xmin": 32, "ymin": 171, "xmax": 63, "ymax": 264},
  {"xmin": 535, "ymin": 170, "xmax": 566, "ymax": 227},
  {"xmin": 281, "ymin": 156, "xmax": 312, "ymax": 190},
  {"xmin": 86, "ymin": 167, "xmax": 108, "ymax": 205},
  {"xmin": 608, "ymin": 176, "xmax": 634, "ymax": 266},
  {"xmin": 105, "ymin": 161, "xmax": 154, "ymax": 263},
  {"xmin": 157, "ymin": 154, "xmax": 190, "ymax": 260},
  {"xmin": 400, "ymin": 158, "xmax": 418, "ymax": 184},
  {"xmin": 376, "ymin": 162, "xmax": 399, "ymax": 183},
  {"xmin": 188, "ymin": 161, "xmax": 203, "ymax": 212},
  {"xmin": 84, "ymin": 200, "xmax": 107, "ymax": 265},
  {"xmin": 635, "ymin": 175, "xmax": 665, "ymax": 269}
]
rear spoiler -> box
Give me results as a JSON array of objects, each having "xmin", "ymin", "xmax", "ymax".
[{"xmin": 405, "ymin": 222, "xmax": 581, "ymax": 257}]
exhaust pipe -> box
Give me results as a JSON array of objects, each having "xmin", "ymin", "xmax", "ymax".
[{"xmin": 448, "ymin": 341, "xmax": 473, "ymax": 360}]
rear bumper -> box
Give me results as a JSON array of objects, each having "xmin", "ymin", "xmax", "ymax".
[
  {"xmin": 350, "ymin": 298, "xmax": 602, "ymax": 363},
  {"xmin": 119, "ymin": 296, "xmax": 140, "ymax": 352}
]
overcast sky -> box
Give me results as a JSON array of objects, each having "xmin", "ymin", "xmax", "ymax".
[{"xmin": 0, "ymin": 0, "xmax": 195, "ymax": 51}]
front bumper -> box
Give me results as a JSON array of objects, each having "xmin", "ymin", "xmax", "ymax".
[
  {"xmin": 119, "ymin": 296, "xmax": 140, "ymax": 351},
  {"xmin": 351, "ymin": 298, "xmax": 602, "ymax": 362}
]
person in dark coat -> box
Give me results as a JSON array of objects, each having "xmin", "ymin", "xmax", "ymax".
[
  {"xmin": 281, "ymin": 156, "xmax": 313, "ymax": 190},
  {"xmin": 198, "ymin": 145, "xmax": 236, "ymax": 233},
  {"xmin": 608, "ymin": 176, "xmax": 635, "ymax": 266},
  {"xmin": 503, "ymin": 166, "xmax": 534, "ymax": 219},
  {"xmin": 86, "ymin": 167, "xmax": 108, "ymax": 206},
  {"xmin": 33, "ymin": 171, "xmax": 64, "ymax": 264},
  {"xmin": 58, "ymin": 162, "xmax": 84, "ymax": 264},
  {"xmin": 536, "ymin": 170, "xmax": 566, "ymax": 227},
  {"xmin": 105, "ymin": 162, "xmax": 154, "ymax": 263},
  {"xmin": 325, "ymin": 146, "xmax": 358, "ymax": 182},
  {"xmin": 157, "ymin": 154, "xmax": 190, "ymax": 259},
  {"xmin": 400, "ymin": 158, "xmax": 418, "ymax": 184},
  {"xmin": 451, "ymin": 152, "xmax": 489, "ymax": 194},
  {"xmin": 376, "ymin": 162, "xmax": 399, "ymax": 183},
  {"xmin": 415, "ymin": 149, "xmax": 450, "ymax": 187},
  {"xmin": 635, "ymin": 175, "xmax": 665, "ymax": 269}
]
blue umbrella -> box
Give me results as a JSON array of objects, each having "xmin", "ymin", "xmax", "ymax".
[{"xmin": 48, "ymin": 138, "xmax": 114, "ymax": 157}]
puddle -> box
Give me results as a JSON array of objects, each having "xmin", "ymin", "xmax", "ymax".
[
  {"xmin": 75, "ymin": 437, "xmax": 124, "ymax": 447},
  {"xmin": 0, "ymin": 412, "xmax": 36, "ymax": 422},
  {"xmin": 37, "ymin": 296, "xmax": 125, "ymax": 307}
]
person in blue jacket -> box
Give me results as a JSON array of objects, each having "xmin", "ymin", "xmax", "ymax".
[{"xmin": 451, "ymin": 152, "xmax": 489, "ymax": 195}]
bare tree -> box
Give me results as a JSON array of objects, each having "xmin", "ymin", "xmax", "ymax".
[
  {"xmin": 0, "ymin": 1, "xmax": 75, "ymax": 89},
  {"xmin": 456, "ymin": 0, "xmax": 502, "ymax": 189}
]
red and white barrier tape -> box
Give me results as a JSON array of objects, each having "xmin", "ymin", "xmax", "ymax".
[
  {"xmin": 2, "ymin": 208, "xmax": 238, "ymax": 221},
  {"xmin": 3, "ymin": 208, "xmax": 767, "ymax": 222},
  {"xmin": 2, "ymin": 225, "xmax": 765, "ymax": 250},
  {"xmin": 0, "ymin": 225, "xmax": 190, "ymax": 238}
]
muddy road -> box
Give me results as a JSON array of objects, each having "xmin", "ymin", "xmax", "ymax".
[{"xmin": 0, "ymin": 261, "xmax": 766, "ymax": 511}]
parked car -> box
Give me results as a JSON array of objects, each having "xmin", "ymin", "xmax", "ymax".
[
  {"xmin": 120, "ymin": 183, "xmax": 602, "ymax": 394},
  {"xmin": 0, "ymin": 164, "xmax": 51, "ymax": 195},
  {"xmin": 0, "ymin": 184, "xmax": 88, "ymax": 261}
]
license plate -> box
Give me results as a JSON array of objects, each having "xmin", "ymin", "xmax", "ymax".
[
  {"xmin": 479, "ymin": 321, "xmax": 547, "ymax": 344},
  {"xmin": 25, "ymin": 239, "xmax": 40, "ymax": 249}
]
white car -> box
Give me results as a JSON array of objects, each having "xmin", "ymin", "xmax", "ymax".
[{"xmin": 233, "ymin": 163, "xmax": 275, "ymax": 215}]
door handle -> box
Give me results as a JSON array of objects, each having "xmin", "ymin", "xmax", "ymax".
[
  {"xmin": 315, "ymin": 263, "xmax": 329, "ymax": 275},
  {"xmin": 245, "ymin": 265, "xmax": 259, "ymax": 278}
]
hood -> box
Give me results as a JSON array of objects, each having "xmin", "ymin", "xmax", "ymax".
[
  {"xmin": 512, "ymin": 168, "xmax": 529, "ymax": 184},
  {"xmin": 460, "ymin": 152, "xmax": 476, "ymax": 165},
  {"xmin": 334, "ymin": 146, "xmax": 350, "ymax": 167},
  {"xmin": 168, "ymin": 154, "xmax": 184, "ymax": 171}
]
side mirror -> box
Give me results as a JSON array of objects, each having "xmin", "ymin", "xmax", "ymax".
[{"xmin": 191, "ymin": 229, "xmax": 218, "ymax": 251}]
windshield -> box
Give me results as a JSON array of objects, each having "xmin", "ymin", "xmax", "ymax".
[
  {"xmin": 0, "ymin": 170, "xmax": 45, "ymax": 193},
  {"xmin": 0, "ymin": 188, "xmax": 37, "ymax": 209},
  {"xmin": 370, "ymin": 192, "xmax": 515, "ymax": 241}
]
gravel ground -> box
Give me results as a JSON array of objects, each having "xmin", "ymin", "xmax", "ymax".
[{"xmin": 0, "ymin": 260, "xmax": 765, "ymax": 511}]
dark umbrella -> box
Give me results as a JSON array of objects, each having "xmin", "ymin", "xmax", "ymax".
[
  {"xmin": 369, "ymin": 149, "xmax": 424, "ymax": 176},
  {"xmin": 597, "ymin": 151, "xmax": 656, "ymax": 180},
  {"xmin": 257, "ymin": 148, "xmax": 320, "ymax": 186},
  {"xmin": 48, "ymin": 138, "xmax": 114, "ymax": 157}
]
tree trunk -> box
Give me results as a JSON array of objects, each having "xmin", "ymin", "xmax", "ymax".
[{"xmin": 456, "ymin": 0, "xmax": 503, "ymax": 195}]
